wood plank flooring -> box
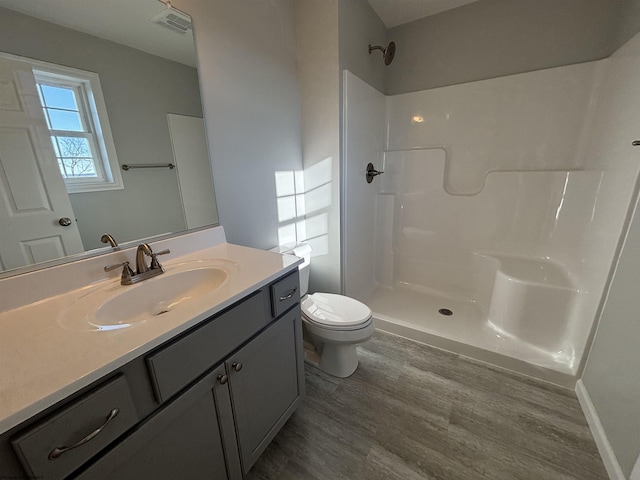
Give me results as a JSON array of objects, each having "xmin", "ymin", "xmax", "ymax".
[{"xmin": 246, "ymin": 331, "xmax": 607, "ymax": 480}]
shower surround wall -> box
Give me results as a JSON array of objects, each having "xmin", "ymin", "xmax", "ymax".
[{"xmin": 343, "ymin": 33, "xmax": 640, "ymax": 383}]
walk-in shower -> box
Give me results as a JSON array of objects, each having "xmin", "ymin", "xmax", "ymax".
[{"xmin": 343, "ymin": 34, "xmax": 640, "ymax": 385}]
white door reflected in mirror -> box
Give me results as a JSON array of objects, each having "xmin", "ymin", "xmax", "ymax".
[{"xmin": 0, "ymin": 56, "xmax": 84, "ymax": 270}]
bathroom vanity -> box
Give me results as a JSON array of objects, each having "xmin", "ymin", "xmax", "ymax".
[{"xmin": 0, "ymin": 228, "xmax": 304, "ymax": 479}]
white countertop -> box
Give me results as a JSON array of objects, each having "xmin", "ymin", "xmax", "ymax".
[{"xmin": 0, "ymin": 240, "xmax": 301, "ymax": 435}]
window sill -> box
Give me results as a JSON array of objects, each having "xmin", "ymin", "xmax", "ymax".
[{"xmin": 66, "ymin": 180, "xmax": 124, "ymax": 194}]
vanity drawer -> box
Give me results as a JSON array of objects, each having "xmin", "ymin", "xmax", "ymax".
[
  {"xmin": 270, "ymin": 271, "xmax": 300, "ymax": 318},
  {"xmin": 147, "ymin": 291, "xmax": 267, "ymax": 403},
  {"xmin": 11, "ymin": 375, "xmax": 138, "ymax": 480}
]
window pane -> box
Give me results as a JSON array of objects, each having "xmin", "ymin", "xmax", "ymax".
[
  {"xmin": 57, "ymin": 136, "xmax": 91, "ymax": 157},
  {"xmin": 39, "ymin": 84, "xmax": 78, "ymax": 110},
  {"xmin": 48, "ymin": 109, "xmax": 83, "ymax": 131},
  {"xmin": 60, "ymin": 158, "xmax": 97, "ymax": 178},
  {"xmin": 53, "ymin": 136, "xmax": 98, "ymax": 179}
]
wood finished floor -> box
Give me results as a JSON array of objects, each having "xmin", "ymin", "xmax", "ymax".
[{"xmin": 246, "ymin": 331, "xmax": 607, "ymax": 480}]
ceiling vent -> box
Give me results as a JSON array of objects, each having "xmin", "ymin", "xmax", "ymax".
[{"xmin": 151, "ymin": 7, "xmax": 192, "ymax": 35}]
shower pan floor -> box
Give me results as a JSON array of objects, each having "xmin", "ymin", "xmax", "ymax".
[
  {"xmin": 365, "ymin": 286, "xmax": 485, "ymax": 342},
  {"xmin": 363, "ymin": 286, "xmax": 575, "ymax": 386}
]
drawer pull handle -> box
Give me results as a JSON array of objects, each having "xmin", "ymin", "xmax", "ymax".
[
  {"xmin": 217, "ymin": 374, "xmax": 228, "ymax": 384},
  {"xmin": 48, "ymin": 407, "xmax": 120, "ymax": 460},
  {"xmin": 279, "ymin": 287, "xmax": 297, "ymax": 302},
  {"xmin": 232, "ymin": 362, "xmax": 243, "ymax": 372}
]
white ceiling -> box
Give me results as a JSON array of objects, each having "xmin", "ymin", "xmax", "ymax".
[
  {"xmin": 368, "ymin": 0, "xmax": 481, "ymax": 28},
  {"xmin": 0, "ymin": 0, "xmax": 197, "ymax": 67}
]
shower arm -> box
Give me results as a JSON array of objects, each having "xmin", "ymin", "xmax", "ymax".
[{"xmin": 368, "ymin": 45, "xmax": 385, "ymax": 54}]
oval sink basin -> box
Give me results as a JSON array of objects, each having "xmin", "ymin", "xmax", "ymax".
[
  {"xmin": 59, "ymin": 260, "xmax": 235, "ymax": 331},
  {"xmin": 95, "ymin": 268, "xmax": 227, "ymax": 327}
]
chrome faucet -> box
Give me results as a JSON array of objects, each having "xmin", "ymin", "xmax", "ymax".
[{"xmin": 104, "ymin": 243, "xmax": 170, "ymax": 285}]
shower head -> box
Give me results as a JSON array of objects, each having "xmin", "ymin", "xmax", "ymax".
[{"xmin": 368, "ymin": 41, "xmax": 396, "ymax": 65}]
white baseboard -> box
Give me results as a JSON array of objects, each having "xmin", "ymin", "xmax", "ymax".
[{"xmin": 575, "ymin": 380, "xmax": 626, "ymax": 480}]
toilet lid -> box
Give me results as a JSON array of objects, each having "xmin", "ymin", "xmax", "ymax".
[{"xmin": 301, "ymin": 293, "xmax": 372, "ymax": 328}]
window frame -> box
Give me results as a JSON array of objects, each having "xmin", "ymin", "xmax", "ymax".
[{"xmin": 32, "ymin": 62, "xmax": 123, "ymax": 194}]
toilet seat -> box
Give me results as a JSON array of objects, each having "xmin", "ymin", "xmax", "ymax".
[{"xmin": 301, "ymin": 293, "xmax": 372, "ymax": 330}]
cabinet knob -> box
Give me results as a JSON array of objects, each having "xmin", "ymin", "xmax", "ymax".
[
  {"xmin": 232, "ymin": 362, "xmax": 243, "ymax": 372},
  {"xmin": 217, "ymin": 374, "xmax": 228, "ymax": 385}
]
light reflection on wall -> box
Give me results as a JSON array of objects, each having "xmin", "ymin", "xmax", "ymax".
[{"xmin": 275, "ymin": 157, "xmax": 332, "ymax": 256}]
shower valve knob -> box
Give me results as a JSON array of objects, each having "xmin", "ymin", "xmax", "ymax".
[{"xmin": 366, "ymin": 163, "xmax": 384, "ymax": 183}]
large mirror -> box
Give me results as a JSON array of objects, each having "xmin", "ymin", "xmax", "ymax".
[{"xmin": 0, "ymin": 0, "xmax": 218, "ymax": 275}]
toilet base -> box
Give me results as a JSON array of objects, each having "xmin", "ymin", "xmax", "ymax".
[
  {"xmin": 320, "ymin": 343, "xmax": 359, "ymax": 378},
  {"xmin": 303, "ymin": 342, "xmax": 359, "ymax": 378}
]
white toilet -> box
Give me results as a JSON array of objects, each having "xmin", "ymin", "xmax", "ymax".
[{"xmin": 272, "ymin": 243, "xmax": 374, "ymax": 378}]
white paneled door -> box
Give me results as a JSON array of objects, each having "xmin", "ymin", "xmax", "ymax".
[{"xmin": 0, "ymin": 56, "xmax": 83, "ymax": 271}]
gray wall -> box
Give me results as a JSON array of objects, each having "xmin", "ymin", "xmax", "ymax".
[
  {"xmin": 615, "ymin": 0, "xmax": 640, "ymax": 48},
  {"xmin": 295, "ymin": 0, "xmax": 341, "ymax": 294},
  {"xmin": 178, "ymin": 0, "xmax": 302, "ymax": 250},
  {"xmin": 582, "ymin": 191, "xmax": 640, "ymax": 477},
  {"xmin": 587, "ymin": 10, "xmax": 640, "ymax": 471},
  {"xmin": 385, "ymin": 0, "xmax": 630, "ymax": 94},
  {"xmin": 0, "ymin": 7, "xmax": 204, "ymax": 250},
  {"xmin": 338, "ymin": 0, "xmax": 387, "ymax": 93}
]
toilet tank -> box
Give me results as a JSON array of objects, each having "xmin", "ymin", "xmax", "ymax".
[{"xmin": 270, "ymin": 242, "xmax": 311, "ymax": 296}]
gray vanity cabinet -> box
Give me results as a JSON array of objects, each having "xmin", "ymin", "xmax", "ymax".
[
  {"xmin": 74, "ymin": 364, "xmax": 238, "ymax": 480},
  {"xmin": 0, "ymin": 269, "xmax": 303, "ymax": 480},
  {"xmin": 77, "ymin": 304, "xmax": 304, "ymax": 479},
  {"xmin": 72, "ymin": 269, "xmax": 303, "ymax": 479},
  {"xmin": 227, "ymin": 307, "xmax": 303, "ymax": 473}
]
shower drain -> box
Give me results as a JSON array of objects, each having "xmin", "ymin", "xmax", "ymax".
[{"xmin": 438, "ymin": 308, "xmax": 453, "ymax": 316}]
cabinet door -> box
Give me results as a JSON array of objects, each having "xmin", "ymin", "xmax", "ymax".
[
  {"xmin": 227, "ymin": 308, "xmax": 304, "ymax": 473},
  {"xmin": 75, "ymin": 365, "xmax": 241, "ymax": 480}
]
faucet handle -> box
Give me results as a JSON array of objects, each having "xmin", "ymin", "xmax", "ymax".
[
  {"xmin": 150, "ymin": 249, "xmax": 170, "ymax": 270},
  {"xmin": 104, "ymin": 261, "xmax": 135, "ymax": 283},
  {"xmin": 104, "ymin": 261, "xmax": 130, "ymax": 272}
]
